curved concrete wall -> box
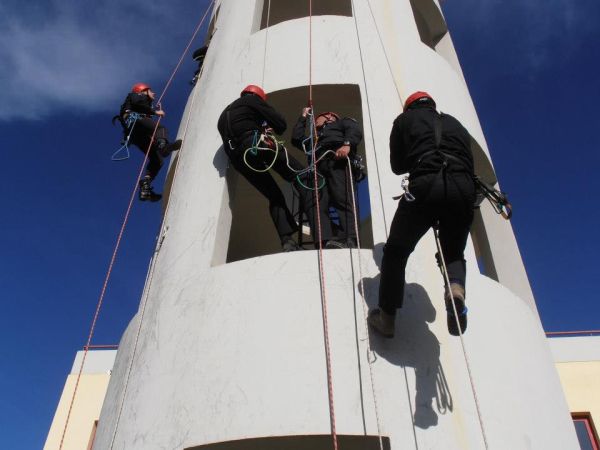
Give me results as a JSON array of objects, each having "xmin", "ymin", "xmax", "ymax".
[{"xmin": 95, "ymin": 1, "xmax": 577, "ymax": 449}]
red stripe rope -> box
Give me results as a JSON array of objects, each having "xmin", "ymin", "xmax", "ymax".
[
  {"xmin": 308, "ymin": 1, "xmax": 338, "ymax": 449},
  {"xmin": 58, "ymin": 2, "xmax": 215, "ymax": 448}
]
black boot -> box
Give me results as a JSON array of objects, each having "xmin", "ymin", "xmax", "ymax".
[
  {"xmin": 346, "ymin": 238, "xmax": 358, "ymax": 249},
  {"xmin": 139, "ymin": 176, "xmax": 162, "ymax": 202},
  {"xmin": 282, "ymin": 237, "xmax": 301, "ymax": 252},
  {"xmin": 325, "ymin": 239, "xmax": 346, "ymax": 249},
  {"xmin": 159, "ymin": 139, "xmax": 183, "ymax": 157}
]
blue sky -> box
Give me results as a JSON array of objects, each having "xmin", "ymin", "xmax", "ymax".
[{"xmin": 1, "ymin": 0, "xmax": 599, "ymax": 448}]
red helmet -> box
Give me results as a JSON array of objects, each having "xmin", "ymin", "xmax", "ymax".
[
  {"xmin": 132, "ymin": 83, "xmax": 151, "ymax": 94},
  {"xmin": 404, "ymin": 91, "xmax": 433, "ymax": 110},
  {"xmin": 241, "ymin": 84, "xmax": 267, "ymax": 101},
  {"xmin": 315, "ymin": 111, "xmax": 340, "ymax": 122}
]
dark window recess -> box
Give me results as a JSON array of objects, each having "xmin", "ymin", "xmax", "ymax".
[
  {"xmin": 471, "ymin": 208, "xmax": 498, "ymax": 281},
  {"xmin": 226, "ymin": 84, "xmax": 373, "ymax": 263},
  {"xmin": 207, "ymin": 5, "xmax": 221, "ymax": 38},
  {"xmin": 186, "ymin": 434, "xmax": 391, "ymax": 450},
  {"xmin": 469, "ymin": 138, "xmax": 498, "ymax": 280},
  {"xmin": 258, "ymin": 0, "xmax": 352, "ymax": 30},
  {"xmin": 409, "ymin": 0, "xmax": 448, "ymax": 49},
  {"xmin": 573, "ymin": 414, "xmax": 600, "ymax": 450}
]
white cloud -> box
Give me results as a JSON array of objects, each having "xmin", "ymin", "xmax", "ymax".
[{"xmin": 0, "ymin": 0, "xmax": 212, "ymax": 121}]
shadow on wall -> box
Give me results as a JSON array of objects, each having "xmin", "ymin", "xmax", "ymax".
[
  {"xmin": 213, "ymin": 144, "xmax": 228, "ymax": 178},
  {"xmin": 361, "ymin": 244, "xmax": 453, "ymax": 430}
]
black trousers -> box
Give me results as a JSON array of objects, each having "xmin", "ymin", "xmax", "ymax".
[
  {"xmin": 300, "ymin": 157, "xmax": 358, "ymax": 243},
  {"xmin": 128, "ymin": 117, "xmax": 169, "ymax": 180},
  {"xmin": 226, "ymin": 138, "xmax": 306, "ymax": 243},
  {"xmin": 378, "ymin": 171, "xmax": 475, "ymax": 315}
]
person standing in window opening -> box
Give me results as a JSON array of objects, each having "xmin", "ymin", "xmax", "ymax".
[
  {"xmin": 190, "ymin": 43, "xmax": 209, "ymax": 86},
  {"xmin": 114, "ymin": 83, "xmax": 182, "ymax": 202},
  {"xmin": 291, "ymin": 108, "xmax": 364, "ymax": 249},
  {"xmin": 368, "ymin": 92, "xmax": 476, "ymax": 338},
  {"xmin": 217, "ymin": 85, "xmax": 305, "ymax": 252}
]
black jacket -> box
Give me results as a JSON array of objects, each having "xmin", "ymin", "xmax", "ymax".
[
  {"xmin": 389, "ymin": 103, "xmax": 473, "ymax": 178},
  {"xmin": 217, "ymin": 94, "xmax": 286, "ymax": 148},
  {"xmin": 119, "ymin": 93, "xmax": 157, "ymax": 117},
  {"xmin": 291, "ymin": 116, "xmax": 363, "ymax": 154}
]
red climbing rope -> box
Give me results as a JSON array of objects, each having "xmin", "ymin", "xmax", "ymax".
[
  {"xmin": 308, "ymin": 1, "xmax": 338, "ymax": 449},
  {"xmin": 58, "ymin": 2, "xmax": 216, "ymax": 448}
]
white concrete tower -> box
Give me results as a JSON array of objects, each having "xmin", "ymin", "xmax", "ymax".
[{"xmin": 94, "ymin": 1, "xmax": 579, "ymax": 449}]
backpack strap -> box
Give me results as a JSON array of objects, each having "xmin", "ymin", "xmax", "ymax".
[{"xmin": 434, "ymin": 112, "xmax": 442, "ymax": 150}]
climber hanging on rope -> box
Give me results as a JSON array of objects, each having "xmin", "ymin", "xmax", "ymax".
[
  {"xmin": 291, "ymin": 108, "xmax": 365, "ymax": 249},
  {"xmin": 217, "ymin": 85, "xmax": 305, "ymax": 252},
  {"xmin": 368, "ymin": 92, "xmax": 475, "ymax": 338},
  {"xmin": 113, "ymin": 83, "xmax": 182, "ymax": 202}
]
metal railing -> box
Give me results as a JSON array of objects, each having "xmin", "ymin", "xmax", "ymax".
[{"xmin": 545, "ymin": 330, "xmax": 600, "ymax": 338}]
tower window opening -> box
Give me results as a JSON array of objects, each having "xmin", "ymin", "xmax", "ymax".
[
  {"xmin": 224, "ymin": 84, "xmax": 374, "ymax": 264},
  {"xmin": 469, "ymin": 138, "xmax": 498, "ymax": 280},
  {"xmin": 409, "ymin": 0, "xmax": 462, "ymax": 73},
  {"xmin": 409, "ymin": 0, "xmax": 448, "ymax": 49},
  {"xmin": 255, "ymin": 0, "xmax": 352, "ymax": 30},
  {"xmin": 207, "ymin": 5, "xmax": 221, "ymax": 38},
  {"xmin": 186, "ymin": 434, "xmax": 391, "ymax": 449}
]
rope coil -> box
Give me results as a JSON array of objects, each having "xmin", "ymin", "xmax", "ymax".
[{"xmin": 111, "ymin": 113, "xmax": 143, "ymax": 161}]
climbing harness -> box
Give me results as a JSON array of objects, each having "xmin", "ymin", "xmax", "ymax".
[
  {"xmin": 242, "ymin": 130, "xmax": 281, "ymax": 173},
  {"xmin": 295, "ymin": 109, "xmax": 335, "ymax": 191},
  {"xmin": 58, "ymin": 2, "xmax": 216, "ymax": 449},
  {"xmin": 399, "ymin": 175, "xmax": 416, "ymax": 202},
  {"xmin": 411, "ymin": 111, "xmax": 513, "ymax": 222},
  {"xmin": 111, "ymin": 112, "xmax": 143, "ymax": 161},
  {"xmin": 235, "ymin": 108, "xmax": 332, "ymax": 191},
  {"xmin": 432, "ymin": 223, "xmax": 489, "ymax": 449},
  {"xmin": 474, "ymin": 176, "xmax": 512, "ymax": 219}
]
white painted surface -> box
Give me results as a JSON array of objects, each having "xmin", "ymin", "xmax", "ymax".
[
  {"xmin": 549, "ymin": 336, "xmax": 600, "ymax": 362},
  {"xmin": 71, "ymin": 350, "xmax": 116, "ymax": 374},
  {"xmin": 94, "ymin": 1, "xmax": 579, "ymax": 449}
]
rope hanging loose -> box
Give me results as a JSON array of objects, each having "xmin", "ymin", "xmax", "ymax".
[
  {"xmin": 308, "ymin": 2, "xmax": 339, "ymax": 449},
  {"xmin": 58, "ymin": 2, "xmax": 216, "ymax": 449},
  {"xmin": 345, "ymin": 157, "xmax": 385, "ymax": 450},
  {"xmin": 353, "ymin": 3, "xmax": 493, "ymax": 448},
  {"xmin": 261, "ymin": 0, "xmax": 272, "ymax": 88},
  {"xmin": 350, "ymin": 0, "xmax": 390, "ymax": 238},
  {"xmin": 111, "ymin": 113, "xmax": 142, "ymax": 161},
  {"xmin": 433, "ymin": 224, "xmax": 490, "ymax": 449}
]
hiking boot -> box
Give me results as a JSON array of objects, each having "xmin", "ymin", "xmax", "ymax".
[
  {"xmin": 368, "ymin": 308, "xmax": 395, "ymax": 338},
  {"xmin": 346, "ymin": 238, "xmax": 358, "ymax": 249},
  {"xmin": 445, "ymin": 283, "xmax": 467, "ymax": 336},
  {"xmin": 159, "ymin": 139, "xmax": 183, "ymax": 157},
  {"xmin": 139, "ymin": 177, "xmax": 162, "ymax": 202},
  {"xmin": 282, "ymin": 238, "xmax": 301, "ymax": 252},
  {"xmin": 325, "ymin": 239, "xmax": 346, "ymax": 249}
]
